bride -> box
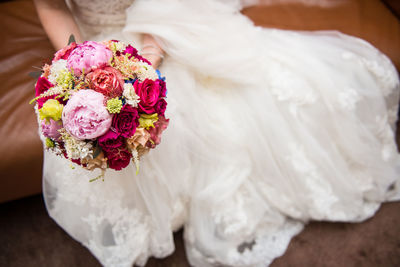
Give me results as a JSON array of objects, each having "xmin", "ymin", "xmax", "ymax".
[{"xmin": 34, "ymin": 0, "xmax": 400, "ymax": 266}]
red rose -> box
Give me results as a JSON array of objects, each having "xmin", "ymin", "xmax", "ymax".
[
  {"xmin": 157, "ymin": 79, "xmax": 167, "ymax": 97},
  {"xmin": 134, "ymin": 79, "xmax": 162, "ymax": 114},
  {"xmin": 104, "ymin": 147, "xmax": 132, "ymax": 171},
  {"xmin": 147, "ymin": 115, "xmax": 169, "ymax": 148},
  {"xmin": 35, "ymin": 76, "xmax": 53, "ymax": 96},
  {"xmin": 98, "ymin": 130, "xmax": 124, "ymax": 151},
  {"xmin": 53, "ymin": 42, "xmax": 77, "ymax": 62},
  {"xmin": 154, "ymin": 98, "xmax": 167, "ymax": 116},
  {"xmin": 86, "ymin": 66, "xmax": 124, "ymax": 98},
  {"xmin": 35, "ymin": 77, "xmax": 55, "ymax": 108},
  {"xmin": 112, "ymin": 105, "xmax": 139, "ymax": 138}
]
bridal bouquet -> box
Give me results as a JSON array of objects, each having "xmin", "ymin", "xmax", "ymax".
[{"xmin": 31, "ymin": 40, "xmax": 169, "ymax": 180}]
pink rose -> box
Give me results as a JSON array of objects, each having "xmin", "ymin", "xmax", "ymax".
[
  {"xmin": 134, "ymin": 79, "xmax": 162, "ymax": 114},
  {"xmin": 98, "ymin": 130, "xmax": 124, "ymax": 151},
  {"xmin": 104, "ymin": 147, "xmax": 132, "ymax": 171},
  {"xmin": 41, "ymin": 119, "xmax": 62, "ymax": 140},
  {"xmin": 112, "ymin": 105, "xmax": 139, "ymax": 138},
  {"xmin": 147, "ymin": 115, "xmax": 169, "ymax": 148},
  {"xmin": 67, "ymin": 41, "xmax": 112, "ymax": 76},
  {"xmin": 86, "ymin": 66, "xmax": 124, "ymax": 98},
  {"xmin": 53, "ymin": 42, "xmax": 77, "ymax": 62},
  {"xmin": 62, "ymin": 90, "xmax": 112, "ymax": 140}
]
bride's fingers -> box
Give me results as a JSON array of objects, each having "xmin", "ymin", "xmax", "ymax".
[{"xmin": 145, "ymin": 54, "xmax": 162, "ymax": 69}]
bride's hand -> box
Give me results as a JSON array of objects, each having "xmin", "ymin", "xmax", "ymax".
[
  {"xmin": 141, "ymin": 34, "xmax": 164, "ymax": 69},
  {"xmin": 145, "ymin": 54, "xmax": 163, "ymax": 69}
]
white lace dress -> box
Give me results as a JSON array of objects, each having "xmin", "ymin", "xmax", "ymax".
[{"xmin": 42, "ymin": 0, "xmax": 400, "ymax": 266}]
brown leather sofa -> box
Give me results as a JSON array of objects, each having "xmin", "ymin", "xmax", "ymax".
[{"xmin": 0, "ymin": 0, "xmax": 399, "ymax": 203}]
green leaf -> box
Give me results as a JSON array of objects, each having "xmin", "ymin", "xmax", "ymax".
[
  {"xmin": 68, "ymin": 34, "xmax": 76, "ymax": 45},
  {"xmin": 28, "ymin": 71, "xmax": 42, "ymax": 79},
  {"xmin": 89, "ymin": 173, "xmax": 104, "ymax": 183}
]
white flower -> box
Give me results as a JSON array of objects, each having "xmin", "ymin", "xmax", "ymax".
[
  {"xmin": 131, "ymin": 149, "xmax": 140, "ymax": 175},
  {"xmin": 114, "ymin": 41, "xmax": 127, "ymax": 52},
  {"xmin": 48, "ymin": 143, "xmax": 63, "ymax": 156},
  {"xmin": 123, "ymin": 83, "xmax": 140, "ymax": 107},
  {"xmin": 135, "ymin": 62, "xmax": 158, "ymax": 81},
  {"xmin": 60, "ymin": 129, "xmax": 94, "ymax": 160},
  {"xmin": 48, "ymin": 59, "xmax": 68, "ymax": 84},
  {"xmin": 34, "ymin": 85, "xmax": 64, "ymax": 101}
]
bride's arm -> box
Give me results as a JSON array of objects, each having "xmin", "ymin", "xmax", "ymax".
[
  {"xmin": 141, "ymin": 34, "xmax": 165, "ymax": 69},
  {"xmin": 33, "ymin": 0, "xmax": 83, "ymax": 50},
  {"xmin": 34, "ymin": 0, "xmax": 164, "ymax": 68}
]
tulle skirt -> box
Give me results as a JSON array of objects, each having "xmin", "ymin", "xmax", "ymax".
[{"xmin": 43, "ymin": 1, "xmax": 400, "ymax": 266}]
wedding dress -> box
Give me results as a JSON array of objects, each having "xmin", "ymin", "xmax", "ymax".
[{"xmin": 42, "ymin": 0, "xmax": 400, "ymax": 266}]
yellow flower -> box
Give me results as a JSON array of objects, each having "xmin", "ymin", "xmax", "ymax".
[
  {"xmin": 106, "ymin": 98, "xmax": 123, "ymax": 113},
  {"xmin": 45, "ymin": 138, "xmax": 55, "ymax": 148},
  {"xmin": 39, "ymin": 99, "xmax": 63, "ymax": 122},
  {"xmin": 139, "ymin": 113, "xmax": 158, "ymax": 130},
  {"xmin": 56, "ymin": 69, "xmax": 74, "ymax": 90}
]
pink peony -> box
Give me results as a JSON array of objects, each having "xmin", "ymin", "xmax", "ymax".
[
  {"xmin": 134, "ymin": 79, "xmax": 163, "ymax": 114},
  {"xmin": 112, "ymin": 105, "xmax": 139, "ymax": 138},
  {"xmin": 67, "ymin": 41, "xmax": 112, "ymax": 76},
  {"xmin": 98, "ymin": 130, "xmax": 124, "ymax": 151},
  {"xmin": 53, "ymin": 42, "xmax": 77, "ymax": 62},
  {"xmin": 86, "ymin": 66, "xmax": 124, "ymax": 98},
  {"xmin": 147, "ymin": 115, "xmax": 169, "ymax": 148},
  {"xmin": 62, "ymin": 89, "xmax": 112, "ymax": 140},
  {"xmin": 41, "ymin": 119, "xmax": 62, "ymax": 140},
  {"xmin": 104, "ymin": 147, "xmax": 132, "ymax": 171}
]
